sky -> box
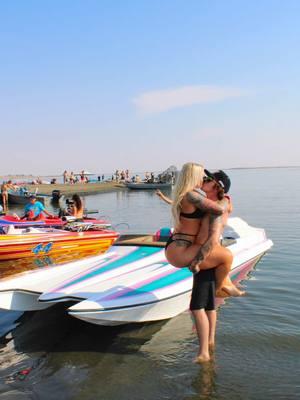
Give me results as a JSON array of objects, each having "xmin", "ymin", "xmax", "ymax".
[{"xmin": 0, "ymin": 0, "xmax": 300, "ymax": 175}]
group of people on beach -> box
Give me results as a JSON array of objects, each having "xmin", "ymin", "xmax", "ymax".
[
  {"xmin": 158, "ymin": 162, "xmax": 245, "ymax": 364},
  {"xmin": 63, "ymin": 170, "xmax": 90, "ymax": 184}
]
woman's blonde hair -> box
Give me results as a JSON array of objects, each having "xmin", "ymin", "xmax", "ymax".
[{"xmin": 171, "ymin": 162, "xmax": 204, "ymax": 226}]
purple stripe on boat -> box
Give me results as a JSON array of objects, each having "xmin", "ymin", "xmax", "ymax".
[
  {"xmin": 48, "ymin": 250, "xmax": 123, "ymax": 292},
  {"xmin": 98, "ymin": 263, "xmax": 173, "ymax": 301}
]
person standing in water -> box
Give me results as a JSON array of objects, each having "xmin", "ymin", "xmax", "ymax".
[
  {"xmin": 159, "ymin": 163, "xmax": 244, "ymax": 362},
  {"xmin": 1, "ymin": 180, "xmax": 16, "ymax": 212}
]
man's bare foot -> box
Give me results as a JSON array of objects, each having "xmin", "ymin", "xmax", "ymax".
[
  {"xmin": 216, "ymin": 285, "xmax": 245, "ymax": 298},
  {"xmin": 193, "ymin": 354, "xmax": 210, "ymax": 363},
  {"xmin": 209, "ymin": 342, "xmax": 215, "ymax": 352}
]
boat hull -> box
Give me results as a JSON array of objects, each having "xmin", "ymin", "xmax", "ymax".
[
  {"xmin": 126, "ymin": 183, "xmax": 172, "ymax": 190},
  {"xmin": 0, "ymin": 218, "xmax": 273, "ymax": 325},
  {"xmin": 67, "ymin": 253, "xmax": 265, "ymax": 326},
  {"xmin": 8, "ymin": 192, "xmax": 46, "ymax": 205},
  {"xmin": 0, "ymin": 215, "xmax": 111, "ymax": 229},
  {"xmin": 0, "ymin": 229, "xmax": 118, "ymax": 260}
]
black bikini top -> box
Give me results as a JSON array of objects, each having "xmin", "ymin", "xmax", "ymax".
[{"xmin": 180, "ymin": 208, "xmax": 206, "ymax": 219}]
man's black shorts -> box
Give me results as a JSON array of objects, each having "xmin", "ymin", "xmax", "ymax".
[{"xmin": 190, "ymin": 268, "xmax": 216, "ymax": 311}]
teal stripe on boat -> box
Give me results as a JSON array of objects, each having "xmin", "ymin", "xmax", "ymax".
[
  {"xmin": 124, "ymin": 267, "xmax": 192, "ymax": 296},
  {"xmin": 59, "ymin": 247, "xmax": 162, "ymax": 290}
]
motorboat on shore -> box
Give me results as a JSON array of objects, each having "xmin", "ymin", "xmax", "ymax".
[
  {"xmin": 0, "ymin": 218, "xmax": 273, "ymax": 324},
  {"xmin": 126, "ymin": 182, "xmax": 172, "ymax": 190},
  {"xmin": 0, "ymin": 214, "xmax": 111, "ymax": 229},
  {"xmin": 0, "ymin": 225, "xmax": 119, "ymax": 261}
]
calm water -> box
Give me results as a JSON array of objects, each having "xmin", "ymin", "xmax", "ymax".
[{"xmin": 0, "ymin": 168, "xmax": 299, "ymax": 399}]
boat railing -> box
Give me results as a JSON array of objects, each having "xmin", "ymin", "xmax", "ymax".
[{"xmin": 114, "ymin": 234, "xmax": 167, "ymax": 248}]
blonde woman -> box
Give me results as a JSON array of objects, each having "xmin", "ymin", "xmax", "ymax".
[{"xmin": 165, "ymin": 162, "xmax": 243, "ymax": 297}]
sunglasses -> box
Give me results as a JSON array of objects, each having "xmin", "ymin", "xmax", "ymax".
[{"xmin": 204, "ymin": 176, "xmax": 223, "ymax": 190}]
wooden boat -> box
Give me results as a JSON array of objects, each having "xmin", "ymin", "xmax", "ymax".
[
  {"xmin": 126, "ymin": 182, "xmax": 172, "ymax": 190},
  {"xmin": 0, "ymin": 218, "xmax": 273, "ymax": 323},
  {"xmin": 8, "ymin": 189, "xmax": 47, "ymax": 205},
  {"xmin": 0, "ymin": 225, "xmax": 119, "ymax": 261}
]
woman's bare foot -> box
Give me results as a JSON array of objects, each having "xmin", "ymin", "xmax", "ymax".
[
  {"xmin": 216, "ymin": 284, "xmax": 245, "ymax": 298},
  {"xmin": 209, "ymin": 342, "xmax": 215, "ymax": 352},
  {"xmin": 215, "ymin": 289, "xmax": 230, "ymax": 298},
  {"xmin": 194, "ymin": 354, "xmax": 210, "ymax": 363}
]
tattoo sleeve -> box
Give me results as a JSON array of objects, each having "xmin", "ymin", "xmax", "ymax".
[
  {"xmin": 186, "ymin": 191, "xmax": 223, "ymax": 215},
  {"xmin": 192, "ymin": 214, "xmax": 223, "ymax": 263}
]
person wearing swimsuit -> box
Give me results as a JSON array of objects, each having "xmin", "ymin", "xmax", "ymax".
[
  {"xmin": 1, "ymin": 180, "xmax": 15, "ymax": 212},
  {"xmin": 165, "ymin": 162, "xmax": 243, "ymax": 294},
  {"xmin": 69, "ymin": 194, "xmax": 84, "ymax": 218},
  {"xmin": 164, "ymin": 163, "xmax": 244, "ymax": 362}
]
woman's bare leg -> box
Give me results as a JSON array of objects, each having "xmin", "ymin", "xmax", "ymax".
[
  {"xmin": 194, "ymin": 246, "xmax": 245, "ymax": 297},
  {"xmin": 2, "ymin": 194, "xmax": 8, "ymax": 212}
]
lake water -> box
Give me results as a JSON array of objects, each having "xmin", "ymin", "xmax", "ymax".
[{"xmin": 0, "ymin": 167, "xmax": 299, "ymax": 399}]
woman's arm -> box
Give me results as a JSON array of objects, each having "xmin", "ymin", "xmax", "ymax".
[
  {"xmin": 186, "ymin": 191, "xmax": 224, "ymax": 215},
  {"xmin": 156, "ymin": 190, "xmax": 173, "ymax": 205}
]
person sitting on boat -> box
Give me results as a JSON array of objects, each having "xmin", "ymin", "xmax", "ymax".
[
  {"xmin": 20, "ymin": 195, "xmax": 55, "ymax": 221},
  {"xmin": 62, "ymin": 194, "xmax": 84, "ymax": 219},
  {"xmin": 69, "ymin": 194, "xmax": 84, "ymax": 218}
]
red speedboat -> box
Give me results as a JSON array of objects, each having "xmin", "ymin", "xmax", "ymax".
[{"xmin": 0, "ymin": 215, "xmax": 111, "ymax": 229}]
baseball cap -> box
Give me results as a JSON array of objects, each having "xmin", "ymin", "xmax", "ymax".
[{"xmin": 204, "ymin": 169, "xmax": 231, "ymax": 193}]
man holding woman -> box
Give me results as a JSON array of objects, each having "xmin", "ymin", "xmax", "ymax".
[{"xmin": 159, "ymin": 162, "xmax": 244, "ymax": 362}]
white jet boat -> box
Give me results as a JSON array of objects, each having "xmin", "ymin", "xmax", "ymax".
[{"xmin": 0, "ymin": 218, "xmax": 273, "ymax": 325}]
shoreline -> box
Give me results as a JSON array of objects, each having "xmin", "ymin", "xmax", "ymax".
[{"xmin": 25, "ymin": 182, "xmax": 126, "ymax": 196}]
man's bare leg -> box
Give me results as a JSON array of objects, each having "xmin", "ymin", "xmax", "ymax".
[
  {"xmin": 192, "ymin": 309, "xmax": 210, "ymax": 363},
  {"xmin": 206, "ymin": 310, "xmax": 217, "ymax": 350}
]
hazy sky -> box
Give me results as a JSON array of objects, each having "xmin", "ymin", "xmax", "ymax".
[{"xmin": 1, "ymin": 0, "xmax": 299, "ymax": 175}]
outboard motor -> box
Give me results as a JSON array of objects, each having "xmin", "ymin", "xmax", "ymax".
[{"xmin": 52, "ymin": 190, "xmax": 61, "ymax": 203}]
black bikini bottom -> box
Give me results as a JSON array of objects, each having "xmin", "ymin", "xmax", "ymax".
[{"xmin": 165, "ymin": 232, "xmax": 196, "ymax": 250}]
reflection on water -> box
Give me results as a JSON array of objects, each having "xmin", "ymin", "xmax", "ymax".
[
  {"xmin": 1, "ymin": 169, "xmax": 300, "ymax": 399},
  {"xmin": 0, "ymin": 248, "xmax": 104, "ymax": 280}
]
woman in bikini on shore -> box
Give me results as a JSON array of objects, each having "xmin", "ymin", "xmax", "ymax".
[{"xmin": 165, "ymin": 162, "xmax": 243, "ymax": 297}]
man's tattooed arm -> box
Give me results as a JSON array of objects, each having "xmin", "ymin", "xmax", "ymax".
[
  {"xmin": 191, "ymin": 214, "xmax": 224, "ymax": 266},
  {"xmin": 186, "ymin": 191, "xmax": 224, "ymax": 215}
]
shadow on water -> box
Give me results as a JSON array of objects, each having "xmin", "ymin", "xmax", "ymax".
[
  {"xmin": 1, "ymin": 304, "xmax": 167, "ymax": 356},
  {"xmin": 0, "ymin": 305, "xmax": 170, "ymax": 399}
]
